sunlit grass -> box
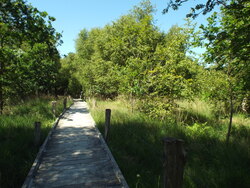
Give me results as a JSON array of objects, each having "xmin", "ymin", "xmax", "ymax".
[
  {"xmin": 0, "ymin": 96, "xmax": 70, "ymax": 187},
  {"xmin": 231, "ymin": 114, "xmax": 250, "ymax": 127},
  {"xmin": 90, "ymin": 98, "xmax": 250, "ymax": 188},
  {"xmin": 175, "ymin": 99, "xmax": 216, "ymax": 124}
]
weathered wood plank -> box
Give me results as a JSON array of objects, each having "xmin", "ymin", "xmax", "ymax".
[
  {"xmin": 35, "ymin": 163, "xmax": 115, "ymax": 180},
  {"xmin": 43, "ymin": 147, "xmax": 105, "ymax": 158},
  {"xmin": 39, "ymin": 157, "xmax": 110, "ymax": 170},
  {"xmin": 34, "ymin": 176, "xmax": 122, "ymax": 188},
  {"xmin": 23, "ymin": 100, "xmax": 129, "ymax": 188},
  {"xmin": 45, "ymin": 139, "xmax": 101, "ymax": 152},
  {"xmin": 54, "ymin": 180, "xmax": 122, "ymax": 188}
]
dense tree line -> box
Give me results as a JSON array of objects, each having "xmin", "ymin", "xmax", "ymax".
[
  {"xmin": 1, "ymin": 0, "xmax": 248, "ymax": 122},
  {"xmin": 0, "ymin": 0, "xmax": 61, "ymax": 113},
  {"xmin": 60, "ymin": 1, "xmax": 202, "ymax": 118},
  {"xmin": 60, "ymin": 0, "xmax": 249, "ymax": 121}
]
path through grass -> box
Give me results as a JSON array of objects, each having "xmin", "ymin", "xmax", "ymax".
[{"xmin": 0, "ymin": 96, "xmax": 71, "ymax": 187}]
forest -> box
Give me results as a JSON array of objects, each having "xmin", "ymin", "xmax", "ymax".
[{"xmin": 0, "ymin": 0, "xmax": 249, "ymax": 187}]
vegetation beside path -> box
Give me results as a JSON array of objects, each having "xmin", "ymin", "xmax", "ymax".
[
  {"xmin": 90, "ymin": 98, "xmax": 250, "ymax": 188},
  {"xmin": 0, "ymin": 96, "xmax": 71, "ymax": 187}
]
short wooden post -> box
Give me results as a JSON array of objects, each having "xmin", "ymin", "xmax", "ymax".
[
  {"xmin": 51, "ymin": 101, "xmax": 56, "ymax": 117},
  {"xmin": 63, "ymin": 98, "xmax": 67, "ymax": 110},
  {"xmin": 92, "ymin": 98, "xmax": 96, "ymax": 108},
  {"xmin": 67, "ymin": 95, "xmax": 72, "ymax": 104},
  {"xmin": 104, "ymin": 109, "xmax": 111, "ymax": 142},
  {"xmin": 34, "ymin": 122, "xmax": 41, "ymax": 146},
  {"xmin": 163, "ymin": 137, "xmax": 186, "ymax": 188}
]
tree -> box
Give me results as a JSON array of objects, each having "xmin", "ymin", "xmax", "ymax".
[
  {"xmin": 139, "ymin": 25, "xmax": 199, "ymax": 119},
  {"xmin": 199, "ymin": 0, "xmax": 250, "ymax": 143},
  {"xmin": 163, "ymin": 0, "xmax": 228, "ymax": 18},
  {"xmin": 0, "ymin": 0, "xmax": 61, "ymax": 113},
  {"xmin": 72, "ymin": 0, "xmax": 198, "ymax": 118}
]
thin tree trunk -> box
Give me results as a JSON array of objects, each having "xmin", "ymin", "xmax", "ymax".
[
  {"xmin": 0, "ymin": 58, "xmax": 4, "ymax": 114},
  {"xmin": 0, "ymin": 79, "xmax": 3, "ymax": 115},
  {"xmin": 131, "ymin": 92, "xmax": 134, "ymax": 113},
  {"xmin": 226, "ymin": 81, "xmax": 234, "ymax": 144},
  {"xmin": 0, "ymin": 39, "xmax": 5, "ymax": 114},
  {"xmin": 226, "ymin": 93, "xmax": 233, "ymax": 144}
]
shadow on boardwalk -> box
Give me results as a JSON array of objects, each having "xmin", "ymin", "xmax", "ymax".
[{"xmin": 23, "ymin": 100, "xmax": 128, "ymax": 188}]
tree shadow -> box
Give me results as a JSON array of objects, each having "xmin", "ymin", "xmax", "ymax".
[{"xmin": 95, "ymin": 111, "xmax": 250, "ymax": 188}]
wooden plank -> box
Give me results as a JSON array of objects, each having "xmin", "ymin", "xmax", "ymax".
[
  {"xmin": 22, "ymin": 107, "xmax": 69, "ymax": 188},
  {"xmin": 43, "ymin": 144, "xmax": 102, "ymax": 155},
  {"xmin": 42, "ymin": 150, "xmax": 107, "ymax": 164},
  {"xmin": 35, "ymin": 163, "xmax": 114, "ymax": 179},
  {"xmin": 43, "ymin": 147, "xmax": 105, "ymax": 158},
  {"xmin": 39, "ymin": 157, "xmax": 110, "ymax": 170},
  {"xmin": 34, "ymin": 176, "xmax": 121, "ymax": 188},
  {"xmin": 45, "ymin": 139, "xmax": 101, "ymax": 152},
  {"xmin": 54, "ymin": 179, "xmax": 122, "ymax": 188},
  {"xmin": 23, "ymin": 100, "xmax": 128, "ymax": 188},
  {"xmin": 48, "ymin": 135, "xmax": 98, "ymax": 143}
]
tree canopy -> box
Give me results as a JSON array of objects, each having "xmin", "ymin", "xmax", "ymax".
[
  {"xmin": 0, "ymin": 0, "xmax": 62, "ymax": 112},
  {"xmin": 59, "ymin": 0, "xmax": 200, "ymax": 119},
  {"xmin": 163, "ymin": 0, "xmax": 228, "ymax": 18}
]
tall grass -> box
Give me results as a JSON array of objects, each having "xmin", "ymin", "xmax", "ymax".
[
  {"xmin": 0, "ymin": 96, "xmax": 70, "ymax": 187},
  {"xmin": 175, "ymin": 99, "xmax": 216, "ymax": 124},
  {"xmin": 90, "ymin": 98, "xmax": 250, "ymax": 188}
]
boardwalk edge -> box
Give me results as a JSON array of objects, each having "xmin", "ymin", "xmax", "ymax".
[
  {"xmin": 22, "ymin": 103, "xmax": 74, "ymax": 188},
  {"xmin": 87, "ymin": 103, "xmax": 130, "ymax": 188}
]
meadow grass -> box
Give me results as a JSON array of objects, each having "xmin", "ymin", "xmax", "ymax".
[
  {"xmin": 0, "ymin": 96, "xmax": 71, "ymax": 188},
  {"xmin": 89, "ymin": 98, "xmax": 250, "ymax": 188},
  {"xmin": 175, "ymin": 99, "xmax": 216, "ymax": 124}
]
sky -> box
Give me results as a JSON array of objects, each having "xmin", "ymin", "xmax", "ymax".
[{"xmin": 26, "ymin": 0, "xmax": 214, "ymax": 56}]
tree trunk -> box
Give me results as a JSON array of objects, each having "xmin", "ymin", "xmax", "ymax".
[
  {"xmin": 0, "ymin": 59, "xmax": 4, "ymax": 114},
  {"xmin": 131, "ymin": 92, "xmax": 134, "ymax": 113},
  {"xmin": 0, "ymin": 41, "xmax": 5, "ymax": 114},
  {"xmin": 226, "ymin": 86, "xmax": 233, "ymax": 144},
  {"xmin": 0, "ymin": 80, "xmax": 3, "ymax": 115}
]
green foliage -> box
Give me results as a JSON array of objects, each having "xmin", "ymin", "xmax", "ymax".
[
  {"xmin": 138, "ymin": 96, "xmax": 174, "ymax": 120},
  {"xmin": 163, "ymin": 0, "xmax": 228, "ymax": 18},
  {"xmin": 194, "ymin": 1, "xmax": 250, "ymax": 142},
  {"xmin": 58, "ymin": 53, "xmax": 82, "ymax": 97},
  {"xmin": 68, "ymin": 0, "xmax": 199, "ymax": 118},
  {"xmin": 90, "ymin": 98, "xmax": 250, "ymax": 188},
  {"xmin": 0, "ymin": 0, "xmax": 61, "ymax": 112},
  {"xmin": 0, "ymin": 96, "xmax": 66, "ymax": 187},
  {"xmin": 199, "ymin": 0, "xmax": 250, "ymax": 93}
]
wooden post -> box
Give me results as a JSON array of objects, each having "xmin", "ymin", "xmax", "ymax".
[
  {"xmin": 68, "ymin": 95, "xmax": 72, "ymax": 103},
  {"xmin": 104, "ymin": 109, "xmax": 111, "ymax": 142},
  {"xmin": 163, "ymin": 137, "xmax": 186, "ymax": 188},
  {"xmin": 34, "ymin": 122, "xmax": 41, "ymax": 146},
  {"xmin": 51, "ymin": 101, "xmax": 56, "ymax": 117},
  {"xmin": 63, "ymin": 98, "xmax": 67, "ymax": 110},
  {"xmin": 92, "ymin": 98, "xmax": 96, "ymax": 108}
]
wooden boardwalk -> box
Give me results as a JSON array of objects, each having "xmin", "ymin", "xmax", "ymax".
[{"xmin": 23, "ymin": 100, "xmax": 128, "ymax": 188}]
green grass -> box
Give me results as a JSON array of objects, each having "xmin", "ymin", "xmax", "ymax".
[
  {"xmin": 175, "ymin": 99, "xmax": 216, "ymax": 124},
  {"xmin": 89, "ymin": 98, "xmax": 250, "ymax": 188},
  {"xmin": 0, "ymin": 96, "xmax": 71, "ymax": 188}
]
